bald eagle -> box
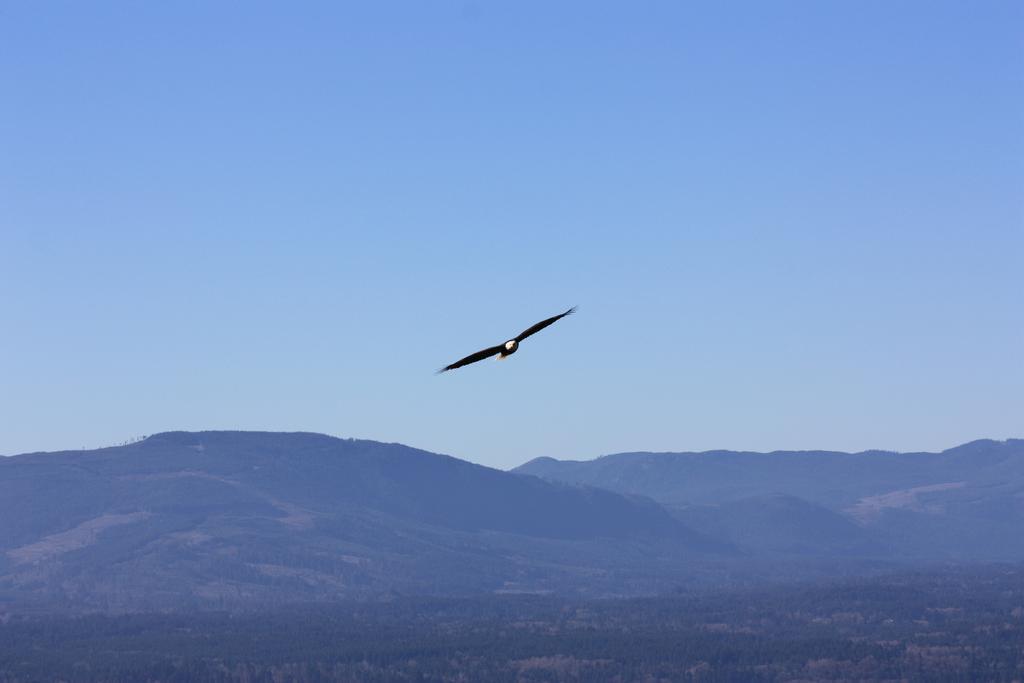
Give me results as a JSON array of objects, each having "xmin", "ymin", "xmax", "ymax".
[{"xmin": 438, "ymin": 307, "xmax": 576, "ymax": 373}]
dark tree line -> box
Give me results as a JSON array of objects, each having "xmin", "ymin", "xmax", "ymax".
[{"xmin": 1, "ymin": 564, "xmax": 1022, "ymax": 682}]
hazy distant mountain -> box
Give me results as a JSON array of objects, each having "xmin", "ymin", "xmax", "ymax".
[
  {"xmin": 4, "ymin": 433, "xmax": 1022, "ymax": 613},
  {"xmin": 671, "ymin": 494, "xmax": 883, "ymax": 557},
  {"xmin": 516, "ymin": 439, "xmax": 1024, "ymax": 560},
  {"xmin": 0, "ymin": 431, "xmax": 721, "ymax": 612}
]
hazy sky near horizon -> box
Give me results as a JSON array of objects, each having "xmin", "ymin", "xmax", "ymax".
[{"xmin": 2, "ymin": 2, "xmax": 1022, "ymax": 468}]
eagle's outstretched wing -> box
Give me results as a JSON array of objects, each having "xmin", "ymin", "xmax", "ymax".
[
  {"xmin": 438, "ymin": 344, "xmax": 506, "ymax": 373},
  {"xmin": 514, "ymin": 306, "xmax": 576, "ymax": 343}
]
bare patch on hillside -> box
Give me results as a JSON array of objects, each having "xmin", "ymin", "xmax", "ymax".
[
  {"xmin": 118, "ymin": 471, "xmax": 316, "ymax": 528},
  {"xmin": 165, "ymin": 530, "xmax": 214, "ymax": 546},
  {"xmin": 269, "ymin": 499, "xmax": 315, "ymax": 529},
  {"xmin": 847, "ymin": 482, "xmax": 966, "ymax": 523},
  {"xmin": 117, "ymin": 470, "xmax": 233, "ymax": 484},
  {"xmin": 7, "ymin": 512, "xmax": 151, "ymax": 564},
  {"xmin": 251, "ymin": 563, "xmax": 347, "ymax": 587}
]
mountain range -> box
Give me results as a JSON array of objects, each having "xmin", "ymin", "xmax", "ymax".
[
  {"xmin": 1, "ymin": 432, "xmax": 1022, "ymax": 612},
  {"xmin": 516, "ymin": 439, "xmax": 1024, "ymax": 560}
]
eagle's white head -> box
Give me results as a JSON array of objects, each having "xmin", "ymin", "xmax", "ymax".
[{"xmin": 505, "ymin": 340, "xmax": 517, "ymax": 351}]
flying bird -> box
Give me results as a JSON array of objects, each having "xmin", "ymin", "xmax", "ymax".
[{"xmin": 438, "ymin": 307, "xmax": 577, "ymax": 373}]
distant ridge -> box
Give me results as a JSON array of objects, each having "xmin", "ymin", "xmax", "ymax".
[
  {"xmin": 523, "ymin": 439, "xmax": 1021, "ymax": 466},
  {"xmin": 516, "ymin": 438, "xmax": 1024, "ymax": 561},
  {"xmin": 516, "ymin": 439, "xmax": 1024, "ymax": 505}
]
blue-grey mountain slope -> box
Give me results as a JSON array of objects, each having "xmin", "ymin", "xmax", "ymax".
[
  {"xmin": 0, "ymin": 431, "xmax": 722, "ymax": 612},
  {"xmin": 516, "ymin": 439, "xmax": 1024, "ymax": 560}
]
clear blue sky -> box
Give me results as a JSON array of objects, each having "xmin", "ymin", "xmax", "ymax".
[{"xmin": 2, "ymin": 2, "xmax": 1022, "ymax": 468}]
